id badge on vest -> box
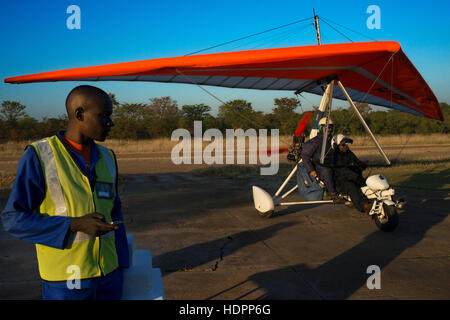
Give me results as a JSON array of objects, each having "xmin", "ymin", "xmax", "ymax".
[{"xmin": 95, "ymin": 181, "xmax": 114, "ymax": 199}]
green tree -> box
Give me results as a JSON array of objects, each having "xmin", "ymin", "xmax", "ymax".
[
  {"xmin": 16, "ymin": 116, "xmax": 38, "ymax": 140},
  {"xmin": 437, "ymin": 102, "xmax": 450, "ymax": 133},
  {"xmin": 440, "ymin": 102, "xmax": 450, "ymax": 114},
  {"xmin": 181, "ymin": 104, "xmax": 211, "ymax": 122},
  {"xmin": 329, "ymin": 107, "xmax": 355, "ymax": 135},
  {"xmin": 218, "ymin": 99, "xmax": 255, "ymax": 129},
  {"xmin": 272, "ymin": 97, "xmax": 301, "ymax": 135},
  {"xmin": 366, "ymin": 111, "xmax": 387, "ymax": 134},
  {"xmin": 353, "ymin": 102, "xmax": 371, "ymax": 116},
  {"xmin": 110, "ymin": 103, "xmax": 148, "ymax": 139},
  {"xmin": 108, "ymin": 93, "xmax": 120, "ymax": 109},
  {"xmin": 147, "ymin": 97, "xmax": 179, "ymax": 119},
  {"xmin": 114, "ymin": 103, "xmax": 147, "ymax": 120},
  {"xmin": 146, "ymin": 97, "xmax": 181, "ymax": 137},
  {"xmin": 40, "ymin": 116, "xmax": 69, "ymax": 138},
  {"xmin": 0, "ymin": 100, "xmax": 27, "ymax": 123},
  {"xmin": 180, "ymin": 104, "xmax": 212, "ymax": 133}
]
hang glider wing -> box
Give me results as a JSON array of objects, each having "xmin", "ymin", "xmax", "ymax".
[{"xmin": 4, "ymin": 41, "xmax": 443, "ymax": 121}]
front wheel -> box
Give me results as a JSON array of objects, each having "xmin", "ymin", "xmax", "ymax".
[{"xmin": 373, "ymin": 204, "xmax": 399, "ymax": 232}]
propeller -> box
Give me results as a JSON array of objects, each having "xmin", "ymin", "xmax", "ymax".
[
  {"xmin": 294, "ymin": 111, "xmax": 312, "ymax": 137},
  {"xmin": 261, "ymin": 111, "xmax": 312, "ymax": 156}
]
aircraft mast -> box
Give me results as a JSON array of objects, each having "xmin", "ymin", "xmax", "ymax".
[{"xmin": 313, "ymin": 9, "xmax": 322, "ymax": 45}]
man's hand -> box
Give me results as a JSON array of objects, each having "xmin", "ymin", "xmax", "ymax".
[
  {"xmin": 70, "ymin": 213, "xmax": 118, "ymax": 237},
  {"xmin": 309, "ymin": 170, "xmax": 318, "ymax": 178}
]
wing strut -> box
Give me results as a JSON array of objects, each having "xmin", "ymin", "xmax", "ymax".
[
  {"xmin": 319, "ymin": 81, "xmax": 334, "ymax": 164},
  {"xmin": 337, "ymin": 80, "xmax": 391, "ymax": 165},
  {"xmin": 309, "ymin": 82, "xmax": 332, "ymax": 139}
]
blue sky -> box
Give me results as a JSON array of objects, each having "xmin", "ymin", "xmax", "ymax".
[{"xmin": 0, "ymin": 0, "xmax": 449, "ymax": 119}]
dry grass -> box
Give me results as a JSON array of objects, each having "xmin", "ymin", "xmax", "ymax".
[
  {"xmin": 99, "ymin": 138, "xmax": 177, "ymax": 153},
  {"xmin": 0, "ymin": 172, "xmax": 15, "ymax": 190},
  {"xmin": 0, "ymin": 134, "xmax": 448, "ymax": 156},
  {"xmin": 92, "ymin": 133, "xmax": 450, "ymax": 154},
  {"xmin": 349, "ymin": 134, "xmax": 450, "ymax": 147},
  {"xmin": 192, "ymin": 163, "xmax": 294, "ymax": 180},
  {"xmin": 0, "ymin": 140, "xmax": 31, "ymax": 156},
  {"xmin": 280, "ymin": 133, "xmax": 450, "ymax": 148},
  {"xmin": 368, "ymin": 160, "xmax": 450, "ymax": 190},
  {"xmin": 0, "ymin": 172, "xmax": 16, "ymax": 205},
  {"xmin": 192, "ymin": 160, "xmax": 450, "ymax": 190}
]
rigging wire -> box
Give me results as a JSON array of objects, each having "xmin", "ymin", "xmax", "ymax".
[
  {"xmin": 393, "ymin": 134, "xmax": 413, "ymax": 164},
  {"xmin": 294, "ymin": 93, "xmax": 306, "ymax": 115},
  {"xmin": 225, "ymin": 22, "xmax": 311, "ymax": 52},
  {"xmin": 389, "ymin": 53, "xmax": 413, "ymax": 164},
  {"xmin": 297, "ymin": 93, "xmax": 316, "ymax": 109},
  {"xmin": 184, "ymin": 16, "xmax": 313, "ymax": 56},
  {"xmin": 179, "ymin": 16, "xmax": 316, "ymax": 150},
  {"xmin": 175, "ymin": 69, "xmax": 294, "ymax": 148},
  {"xmin": 178, "ymin": 14, "xmax": 403, "ymax": 164},
  {"xmin": 259, "ymin": 23, "xmax": 313, "ymax": 49},
  {"xmin": 320, "ymin": 16, "xmax": 378, "ymax": 42},
  {"xmin": 300, "ymin": 54, "xmax": 395, "ymax": 141},
  {"xmin": 359, "ymin": 54, "xmax": 395, "ymax": 105},
  {"xmin": 326, "ymin": 54, "xmax": 396, "ymax": 166},
  {"xmin": 320, "ymin": 18, "xmax": 354, "ymax": 43}
]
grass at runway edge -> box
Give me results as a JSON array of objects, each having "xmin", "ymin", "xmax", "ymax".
[
  {"xmin": 192, "ymin": 160, "xmax": 450, "ymax": 191},
  {"xmin": 1, "ymin": 160, "xmax": 448, "ymax": 208}
]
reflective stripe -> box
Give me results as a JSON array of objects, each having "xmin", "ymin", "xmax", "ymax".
[
  {"xmin": 34, "ymin": 139, "xmax": 116, "ymax": 244},
  {"xmin": 34, "ymin": 139, "xmax": 68, "ymax": 217},
  {"xmin": 68, "ymin": 230, "xmax": 115, "ymax": 244},
  {"xmin": 98, "ymin": 145, "xmax": 116, "ymax": 183},
  {"xmin": 69, "ymin": 231, "xmax": 92, "ymax": 244}
]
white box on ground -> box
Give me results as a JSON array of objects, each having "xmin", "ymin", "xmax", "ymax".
[{"xmin": 122, "ymin": 233, "xmax": 164, "ymax": 300}]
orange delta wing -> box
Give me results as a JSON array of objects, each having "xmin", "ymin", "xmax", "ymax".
[{"xmin": 4, "ymin": 41, "xmax": 443, "ymax": 121}]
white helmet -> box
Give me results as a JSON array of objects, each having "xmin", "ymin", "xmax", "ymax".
[
  {"xmin": 333, "ymin": 134, "xmax": 353, "ymax": 147},
  {"xmin": 318, "ymin": 117, "xmax": 334, "ymax": 126},
  {"xmin": 318, "ymin": 117, "xmax": 334, "ymax": 134}
]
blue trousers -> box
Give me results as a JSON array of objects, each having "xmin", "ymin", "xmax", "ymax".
[
  {"xmin": 316, "ymin": 165, "xmax": 336, "ymax": 194},
  {"xmin": 42, "ymin": 268, "xmax": 123, "ymax": 300}
]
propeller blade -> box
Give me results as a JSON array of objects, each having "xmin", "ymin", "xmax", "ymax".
[
  {"xmin": 261, "ymin": 147, "xmax": 289, "ymax": 155},
  {"xmin": 261, "ymin": 112, "xmax": 312, "ymax": 156},
  {"xmin": 294, "ymin": 111, "xmax": 312, "ymax": 137}
]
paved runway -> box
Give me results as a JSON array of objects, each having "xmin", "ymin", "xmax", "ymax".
[{"xmin": 2, "ymin": 172, "xmax": 448, "ymax": 299}]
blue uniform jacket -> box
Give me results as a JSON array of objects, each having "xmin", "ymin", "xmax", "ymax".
[
  {"xmin": 300, "ymin": 132, "xmax": 333, "ymax": 173},
  {"xmin": 1, "ymin": 131, "xmax": 129, "ymax": 285}
]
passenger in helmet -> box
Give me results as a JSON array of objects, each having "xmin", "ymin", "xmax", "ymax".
[{"xmin": 331, "ymin": 134, "xmax": 372, "ymax": 213}]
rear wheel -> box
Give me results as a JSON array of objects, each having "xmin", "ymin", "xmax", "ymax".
[
  {"xmin": 258, "ymin": 210, "xmax": 274, "ymax": 219},
  {"xmin": 373, "ymin": 204, "xmax": 399, "ymax": 232}
]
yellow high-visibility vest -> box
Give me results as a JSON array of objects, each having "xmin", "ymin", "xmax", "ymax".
[{"xmin": 31, "ymin": 135, "xmax": 118, "ymax": 281}]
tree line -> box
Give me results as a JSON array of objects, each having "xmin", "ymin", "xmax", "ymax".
[{"xmin": 0, "ymin": 95, "xmax": 448, "ymax": 142}]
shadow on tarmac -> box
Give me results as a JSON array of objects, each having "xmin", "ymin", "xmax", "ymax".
[
  {"xmin": 153, "ymin": 222, "xmax": 296, "ymax": 273},
  {"xmin": 206, "ymin": 186, "xmax": 450, "ymax": 299}
]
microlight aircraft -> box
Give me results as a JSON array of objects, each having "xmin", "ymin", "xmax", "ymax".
[{"xmin": 5, "ymin": 14, "xmax": 443, "ymax": 232}]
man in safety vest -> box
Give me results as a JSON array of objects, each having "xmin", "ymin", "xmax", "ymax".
[{"xmin": 1, "ymin": 85, "xmax": 129, "ymax": 299}]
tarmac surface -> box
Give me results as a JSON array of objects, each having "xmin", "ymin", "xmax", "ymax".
[{"xmin": 1, "ymin": 171, "xmax": 449, "ymax": 300}]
